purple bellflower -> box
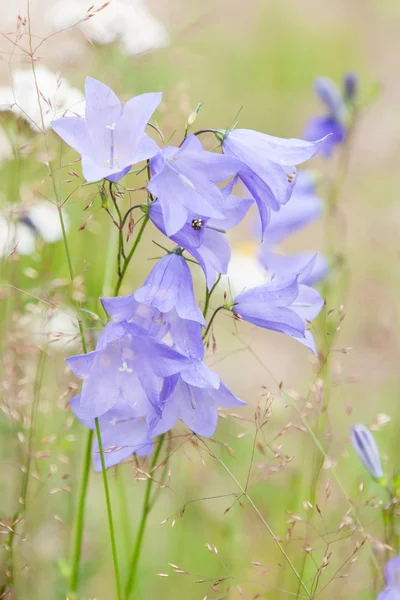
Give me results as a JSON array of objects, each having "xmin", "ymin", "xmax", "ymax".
[
  {"xmin": 153, "ymin": 366, "xmax": 245, "ymax": 438},
  {"xmin": 232, "ymin": 268, "xmax": 323, "ymax": 354},
  {"xmin": 377, "ymin": 555, "xmax": 400, "ymax": 600},
  {"xmin": 147, "ymin": 134, "xmax": 243, "ymax": 236},
  {"xmin": 102, "ymin": 253, "xmax": 205, "ymax": 359},
  {"xmin": 261, "ymin": 170, "xmax": 323, "ymax": 247},
  {"xmin": 221, "ymin": 128, "xmax": 329, "ymax": 238},
  {"xmin": 66, "ymin": 320, "xmax": 191, "ymax": 421},
  {"xmin": 260, "ymin": 251, "xmax": 328, "ymax": 287},
  {"xmin": 350, "ymin": 424, "xmax": 383, "ymax": 479},
  {"xmin": 70, "ymin": 395, "xmax": 155, "ymax": 471},
  {"xmin": 51, "ymin": 77, "xmax": 162, "ymax": 182},
  {"xmin": 303, "ymin": 73, "xmax": 358, "ymax": 157},
  {"xmin": 149, "ymin": 180, "xmax": 253, "ymax": 288}
]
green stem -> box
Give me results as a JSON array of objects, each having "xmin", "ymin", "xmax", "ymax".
[
  {"xmin": 95, "ymin": 418, "xmax": 122, "ymax": 600},
  {"xmin": 114, "ymin": 215, "xmax": 149, "ymax": 296},
  {"xmin": 202, "ymin": 306, "xmax": 225, "ymax": 340},
  {"xmin": 68, "ymin": 429, "xmax": 94, "ymax": 596},
  {"xmin": 203, "ymin": 274, "xmax": 221, "ymax": 319},
  {"xmin": 125, "ymin": 435, "xmax": 165, "ymax": 600}
]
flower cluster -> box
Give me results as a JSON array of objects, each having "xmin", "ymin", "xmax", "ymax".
[{"xmin": 52, "ymin": 78, "xmax": 329, "ymax": 469}]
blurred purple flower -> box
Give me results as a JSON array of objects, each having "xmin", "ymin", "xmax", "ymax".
[
  {"xmin": 233, "ymin": 273, "xmax": 323, "ymax": 353},
  {"xmin": 377, "ymin": 555, "xmax": 400, "ymax": 600},
  {"xmin": 147, "ymin": 134, "xmax": 243, "ymax": 236},
  {"xmin": 52, "ymin": 77, "xmax": 161, "ymax": 182},
  {"xmin": 66, "ymin": 321, "xmax": 191, "ymax": 421},
  {"xmin": 260, "ymin": 251, "xmax": 328, "ymax": 287},
  {"xmin": 153, "ymin": 367, "xmax": 245, "ymax": 438},
  {"xmin": 222, "ymin": 128, "xmax": 328, "ymax": 237},
  {"xmin": 350, "ymin": 424, "xmax": 383, "ymax": 479},
  {"xmin": 149, "ymin": 181, "xmax": 253, "ymax": 288},
  {"xmin": 304, "ymin": 74, "xmax": 358, "ymax": 158},
  {"xmin": 102, "ymin": 253, "xmax": 205, "ymax": 359},
  {"xmin": 261, "ymin": 170, "xmax": 323, "ymax": 247}
]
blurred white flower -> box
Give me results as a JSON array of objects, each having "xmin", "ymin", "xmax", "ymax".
[
  {"xmin": 0, "ymin": 66, "xmax": 85, "ymax": 132},
  {"xmin": 49, "ymin": 0, "xmax": 169, "ymax": 56},
  {"xmin": 224, "ymin": 244, "xmax": 268, "ymax": 297},
  {"xmin": 0, "ymin": 202, "xmax": 68, "ymax": 258}
]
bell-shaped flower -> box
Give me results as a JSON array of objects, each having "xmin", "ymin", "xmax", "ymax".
[
  {"xmin": 350, "ymin": 424, "xmax": 383, "ymax": 479},
  {"xmin": 70, "ymin": 395, "xmax": 155, "ymax": 471},
  {"xmin": 66, "ymin": 321, "xmax": 191, "ymax": 421},
  {"xmin": 233, "ymin": 271, "xmax": 323, "ymax": 354},
  {"xmin": 261, "ymin": 170, "xmax": 323, "ymax": 247},
  {"xmin": 147, "ymin": 134, "xmax": 243, "ymax": 236},
  {"xmin": 149, "ymin": 180, "xmax": 253, "ymax": 288},
  {"xmin": 153, "ymin": 363, "xmax": 245, "ymax": 438},
  {"xmin": 303, "ymin": 74, "xmax": 358, "ymax": 158},
  {"xmin": 221, "ymin": 128, "xmax": 328, "ymax": 237},
  {"xmin": 51, "ymin": 77, "xmax": 161, "ymax": 182},
  {"xmin": 101, "ymin": 253, "xmax": 205, "ymax": 359},
  {"xmin": 259, "ymin": 251, "xmax": 328, "ymax": 287}
]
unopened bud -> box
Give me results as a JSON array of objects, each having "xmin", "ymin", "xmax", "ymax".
[
  {"xmin": 350, "ymin": 424, "xmax": 383, "ymax": 479},
  {"xmin": 187, "ymin": 101, "xmax": 204, "ymax": 127}
]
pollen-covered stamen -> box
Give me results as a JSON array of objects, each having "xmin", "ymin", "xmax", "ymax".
[
  {"xmin": 287, "ymin": 171, "xmax": 296, "ymax": 184},
  {"xmin": 119, "ymin": 361, "xmax": 132, "ymax": 373},
  {"xmin": 106, "ymin": 122, "xmax": 116, "ymax": 168}
]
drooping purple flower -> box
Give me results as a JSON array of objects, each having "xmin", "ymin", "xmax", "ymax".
[
  {"xmin": 101, "ymin": 253, "xmax": 205, "ymax": 359},
  {"xmin": 261, "ymin": 170, "xmax": 323, "ymax": 247},
  {"xmin": 233, "ymin": 273, "xmax": 323, "ymax": 354},
  {"xmin": 153, "ymin": 366, "xmax": 245, "ymax": 438},
  {"xmin": 259, "ymin": 251, "xmax": 328, "ymax": 287},
  {"xmin": 149, "ymin": 181, "xmax": 253, "ymax": 288},
  {"xmin": 377, "ymin": 555, "xmax": 400, "ymax": 600},
  {"xmin": 70, "ymin": 395, "xmax": 155, "ymax": 471},
  {"xmin": 221, "ymin": 128, "xmax": 328, "ymax": 238},
  {"xmin": 350, "ymin": 424, "xmax": 383, "ymax": 479},
  {"xmin": 66, "ymin": 320, "xmax": 191, "ymax": 421},
  {"xmin": 147, "ymin": 134, "xmax": 243, "ymax": 236},
  {"xmin": 51, "ymin": 77, "xmax": 161, "ymax": 182},
  {"xmin": 303, "ymin": 75, "xmax": 357, "ymax": 158}
]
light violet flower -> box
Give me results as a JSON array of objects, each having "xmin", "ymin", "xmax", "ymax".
[
  {"xmin": 147, "ymin": 135, "xmax": 243, "ymax": 236},
  {"xmin": 153, "ymin": 368, "xmax": 245, "ymax": 438},
  {"xmin": 52, "ymin": 77, "xmax": 161, "ymax": 182},
  {"xmin": 0, "ymin": 66, "xmax": 85, "ymax": 132},
  {"xmin": 377, "ymin": 555, "xmax": 400, "ymax": 599},
  {"xmin": 350, "ymin": 424, "xmax": 383, "ymax": 479},
  {"xmin": 102, "ymin": 253, "xmax": 205, "ymax": 359},
  {"xmin": 70, "ymin": 395, "xmax": 155, "ymax": 471},
  {"xmin": 66, "ymin": 321, "xmax": 191, "ymax": 421},
  {"xmin": 233, "ymin": 272, "xmax": 323, "ymax": 354},
  {"xmin": 222, "ymin": 128, "xmax": 328, "ymax": 237},
  {"xmin": 149, "ymin": 179, "xmax": 253, "ymax": 287}
]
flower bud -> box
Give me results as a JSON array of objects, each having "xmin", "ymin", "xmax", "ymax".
[
  {"xmin": 343, "ymin": 72, "xmax": 358, "ymax": 102},
  {"xmin": 350, "ymin": 424, "xmax": 383, "ymax": 479},
  {"xmin": 187, "ymin": 101, "xmax": 204, "ymax": 127}
]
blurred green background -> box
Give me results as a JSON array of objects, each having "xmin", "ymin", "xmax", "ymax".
[{"xmin": 1, "ymin": 1, "xmax": 400, "ymax": 598}]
